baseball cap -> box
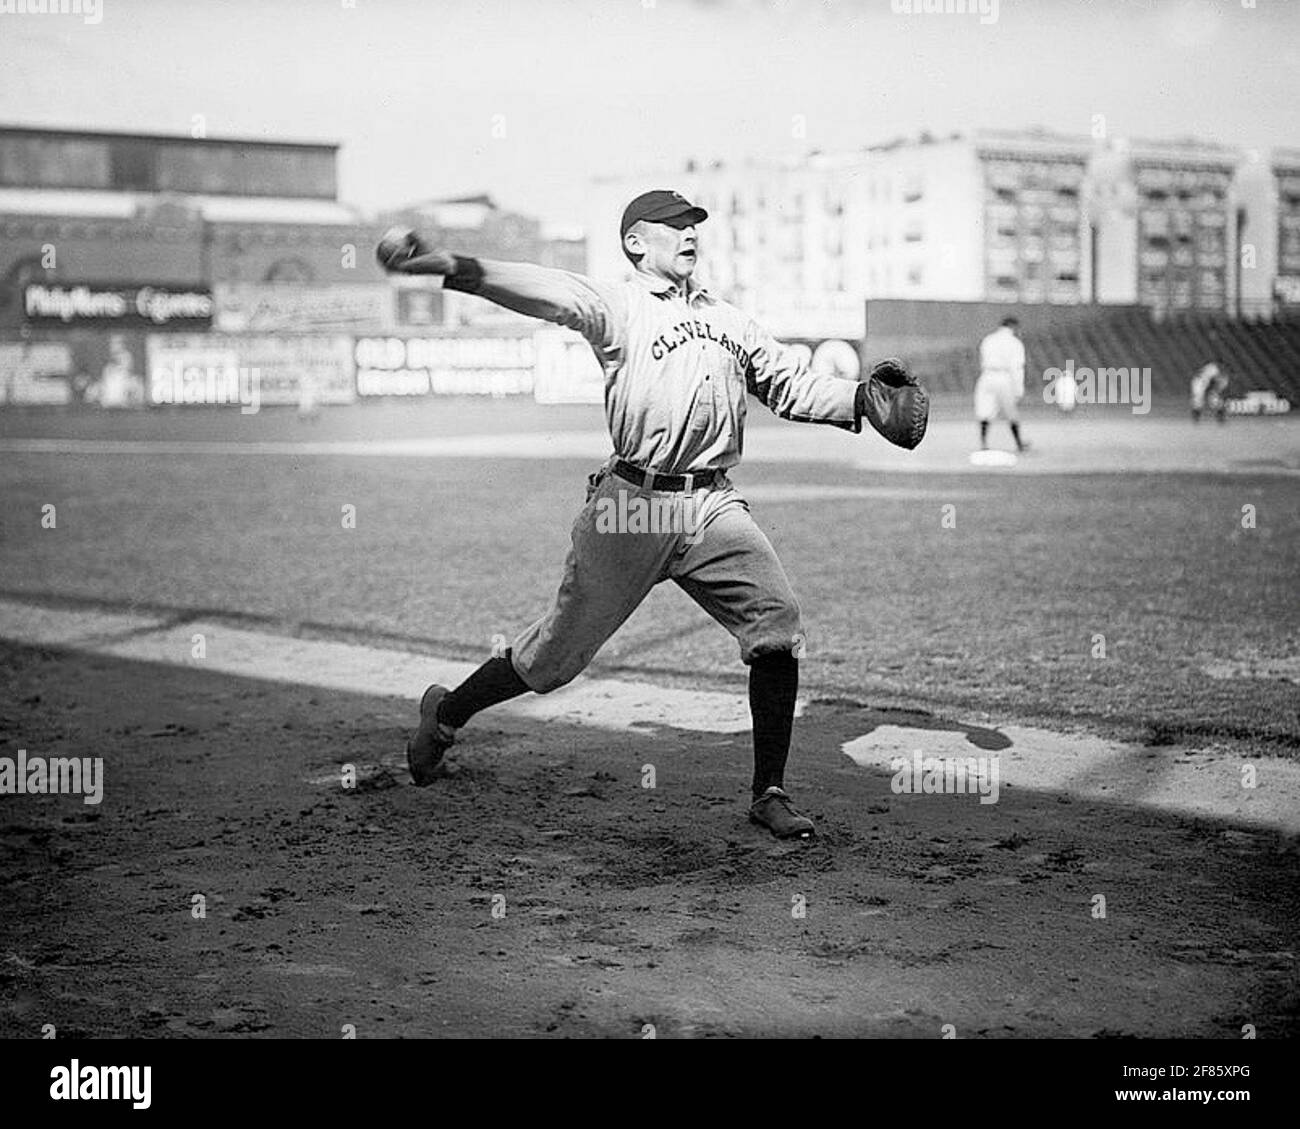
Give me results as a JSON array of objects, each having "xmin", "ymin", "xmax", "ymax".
[{"xmin": 620, "ymin": 189, "xmax": 709, "ymax": 237}]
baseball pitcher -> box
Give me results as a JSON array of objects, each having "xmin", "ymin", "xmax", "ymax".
[{"xmin": 377, "ymin": 189, "xmax": 927, "ymax": 839}]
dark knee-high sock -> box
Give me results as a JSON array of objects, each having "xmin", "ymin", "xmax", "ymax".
[
  {"xmin": 749, "ymin": 650, "xmax": 799, "ymax": 800},
  {"xmin": 979, "ymin": 420, "xmax": 989, "ymax": 447},
  {"xmin": 1010, "ymin": 422, "xmax": 1024, "ymax": 450},
  {"xmin": 439, "ymin": 650, "xmax": 530, "ymax": 728}
]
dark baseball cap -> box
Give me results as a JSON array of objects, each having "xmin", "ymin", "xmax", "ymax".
[{"xmin": 620, "ymin": 189, "xmax": 709, "ymax": 237}]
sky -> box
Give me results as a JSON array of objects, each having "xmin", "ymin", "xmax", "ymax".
[{"xmin": 1, "ymin": 0, "xmax": 1298, "ymax": 229}]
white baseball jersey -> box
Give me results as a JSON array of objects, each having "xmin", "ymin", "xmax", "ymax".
[
  {"xmin": 979, "ymin": 326, "xmax": 1026, "ymax": 396},
  {"xmin": 464, "ymin": 262, "xmax": 862, "ymax": 474}
]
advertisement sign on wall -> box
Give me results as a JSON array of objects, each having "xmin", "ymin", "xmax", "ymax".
[
  {"xmin": 784, "ymin": 338, "xmax": 863, "ymax": 381},
  {"xmin": 213, "ymin": 284, "xmax": 394, "ymax": 333},
  {"xmin": 354, "ymin": 335, "xmax": 534, "ymax": 397},
  {"xmin": 393, "ymin": 285, "xmax": 445, "ymax": 329},
  {"xmin": 751, "ymin": 291, "xmax": 867, "ymax": 341},
  {"xmin": 146, "ymin": 335, "xmax": 355, "ymax": 408},
  {"xmin": 441, "ymin": 289, "xmax": 537, "ymax": 331},
  {"xmin": 0, "ymin": 340, "xmax": 73, "ymax": 405},
  {"xmin": 23, "ymin": 283, "xmax": 213, "ymax": 330},
  {"xmin": 0, "ymin": 333, "xmax": 148, "ymax": 407},
  {"xmin": 532, "ymin": 327, "xmax": 604, "ymax": 405}
]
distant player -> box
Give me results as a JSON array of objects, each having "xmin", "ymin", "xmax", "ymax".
[
  {"xmin": 1053, "ymin": 364, "xmax": 1077, "ymax": 412},
  {"xmin": 1191, "ymin": 362, "xmax": 1229, "ymax": 424},
  {"xmin": 975, "ymin": 316, "xmax": 1028, "ymax": 451},
  {"xmin": 376, "ymin": 189, "xmax": 927, "ymax": 840},
  {"xmin": 87, "ymin": 335, "xmax": 144, "ymax": 409},
  {"xmin": 1190, "ymin": 362, "xmax": 1215, "ymax": 422}
]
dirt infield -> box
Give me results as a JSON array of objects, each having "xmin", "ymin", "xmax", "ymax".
[{"xmin": 2, "ymin": 638, "xmax": 1296, "ymax": 1039}]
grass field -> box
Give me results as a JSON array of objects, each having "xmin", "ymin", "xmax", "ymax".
[{"xmin": 2, "ymin": 398, "xmax": 1297, "ymax": 750}]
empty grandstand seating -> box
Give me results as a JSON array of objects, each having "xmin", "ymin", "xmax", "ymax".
[{"xmin": 881, "ymin": 307, "xmax": 1300, "ymax": 401}]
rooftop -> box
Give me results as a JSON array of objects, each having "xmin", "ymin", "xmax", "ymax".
[{"xmin": 0, "ymin": 123, "xmax": 339, "ymax": 152}]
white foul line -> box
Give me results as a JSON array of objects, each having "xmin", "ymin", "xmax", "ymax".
[
  {"xmin": 0, "ymin": 598, "xmax": 753, "ymax": 735},
  {"xmin": 2, "ymin": 597, "xmax": 1295, "ymax": 831}
]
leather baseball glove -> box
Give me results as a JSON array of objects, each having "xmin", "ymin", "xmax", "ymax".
[{"xmin": 857, "ymin": 358, "xmax": 929, "ymax": 450}]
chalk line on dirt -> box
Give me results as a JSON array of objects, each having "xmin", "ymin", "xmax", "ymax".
[
  {"xmin": 3, "ymin": 596, "xmax": 1296, "ymax": 832},
  {"xmin": 844, "ymin": 725, "xmax": 1300, "ymax": 834},
  {"xmin": 0, "ymin": 598, "xmax": 753, "ymax": 734}
]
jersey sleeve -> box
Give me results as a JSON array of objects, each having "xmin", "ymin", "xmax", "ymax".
[
  {"xmin": 742, "ymin": 316, "xmax": 860, "ymax": 431},
  {"xmin": 467, "ymin": 260, "xmax": 627, "ymax": 357}
]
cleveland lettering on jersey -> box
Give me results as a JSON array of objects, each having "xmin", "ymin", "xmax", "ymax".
[{"xmin": 650, "ymin": 317, "xmax": 752, "ymax": 369}]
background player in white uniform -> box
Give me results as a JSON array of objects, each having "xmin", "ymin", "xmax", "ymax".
[
  {"xmin": 378, "ymin": 189, "xmax": 914, "ymax": 839},
  {"xmin": 1053, "ymin": 361, "xmax": 1077, "ymax": 412},
  {"xmin": 975, "ymin": 316, "xmax": 1028, "ymax": 452},
  {"xmin": 1190, "ymin": 361, "xmax": 1228, "ymax": 423}
]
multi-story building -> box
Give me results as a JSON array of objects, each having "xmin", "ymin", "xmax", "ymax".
[
  {"xmin": 1273, "ymin": 149, "xmax": 1300, "ymax": 310},
  {"xmin": 0, "ymin": 124, "xmax": 374, "ymax": 316},
  {"xmin": 973, "ymin": 131, "xmax": 1091, "ymax": 306},
  {"xmin": 589, "ymin": 129, "xmax": 1298, "ymax": 330},
  {"xmin": 850, "ymin": 129, "xmax": 1088, "ymax": 306},
  {"xmin": 1125, "ymin": 138, "xmax": 1236, "ymax": 314}
]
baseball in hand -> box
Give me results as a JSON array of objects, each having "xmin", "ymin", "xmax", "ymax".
[{"xmin": 376, "ymin": 225, "xmax": 420, "ymax": 271}]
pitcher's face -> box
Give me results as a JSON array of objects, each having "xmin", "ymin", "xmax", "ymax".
[{"xmin": 625, "ymin": 219, "xmax": 699, "ymax": 284}]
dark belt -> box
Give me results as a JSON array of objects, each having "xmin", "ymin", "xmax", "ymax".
[{"xmin": 613, "ymin": 459, "xmax": 721, "ymax": 493}]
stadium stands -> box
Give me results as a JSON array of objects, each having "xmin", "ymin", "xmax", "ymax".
[{"xmin": 887, "ymin": 308, "xmax": 1300, "ymax": 402}]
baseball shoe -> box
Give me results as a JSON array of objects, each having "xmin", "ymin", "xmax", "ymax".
[
  {"xmin": 406, "ymin": 684, "xmax": 456, "ymax": 785},
  {"xmin": 749, "ymin": 786, "xmax": 816, "ymax": 840}
]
